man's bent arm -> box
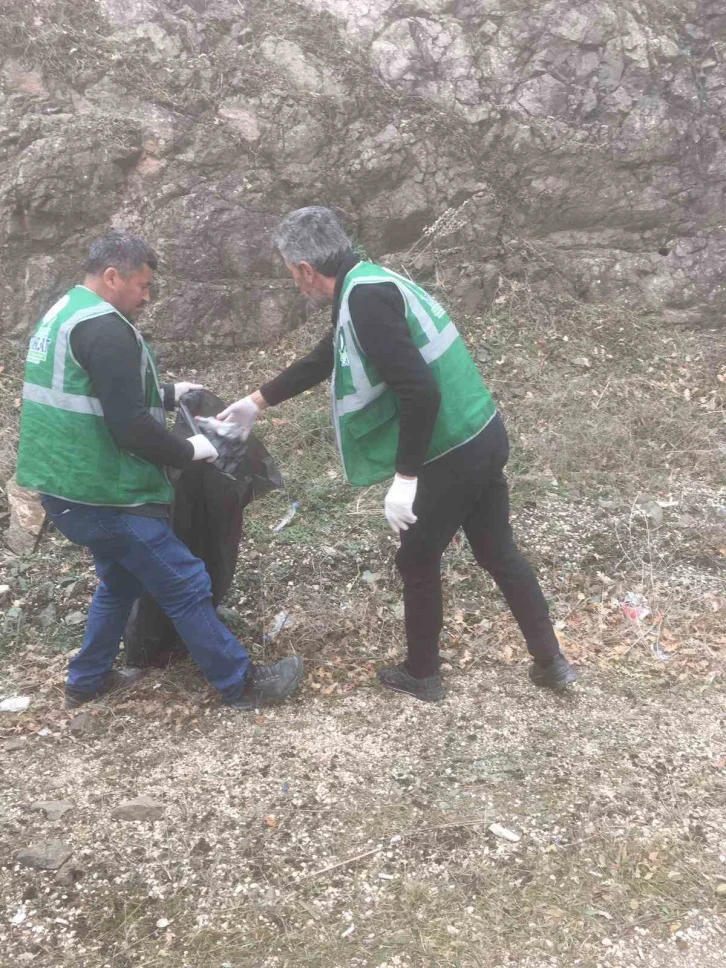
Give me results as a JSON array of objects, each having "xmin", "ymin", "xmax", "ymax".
[{"xmin": 71, "ymin": 315, "xmax": 194, "ymax": 469}]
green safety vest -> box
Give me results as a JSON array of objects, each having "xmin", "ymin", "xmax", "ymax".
[
  {"xmin": 332, "ymin": 262, "xmax": 496, "ymax": 486},
  {"xmin": 16, "ymin": 285, "xmax": 174, "ymax": 507}
]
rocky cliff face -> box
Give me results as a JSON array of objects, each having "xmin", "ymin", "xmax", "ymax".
[{"xmin": 1, "ymin": 0, "xmax": 724, "ymax": 351}]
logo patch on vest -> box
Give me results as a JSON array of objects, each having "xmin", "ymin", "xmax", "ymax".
[
  {"xmin": 27, "ymin": 335, "xmax": 51, "ymax": 364},
  {"xmin": 27, "ymin": 294, "xmax": 71, "ymax": 364}
]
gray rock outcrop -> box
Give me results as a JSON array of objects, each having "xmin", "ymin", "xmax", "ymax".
[{"xmin": 0, "ymin": 0, "xmax": 723, "ymax": 354}]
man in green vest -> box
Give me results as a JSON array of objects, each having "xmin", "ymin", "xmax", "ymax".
[
  {"xmin": 219, "ymin": 207, "xmax": 577, "ymax": 702},
  {"xmin": 16, "ymin": 230, "xmax": 303, "ymax": 710}
]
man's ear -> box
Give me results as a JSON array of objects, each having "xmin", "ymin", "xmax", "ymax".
[
  {"xmin": 102, "ymin": 266, "xmax": 120, "ymax": 290},
  {"xmin": 298, "ymin": 261, "xmax": 316, "ymax": 283}
]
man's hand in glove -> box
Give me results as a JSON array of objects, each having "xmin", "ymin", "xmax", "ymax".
[
  {"xmin": 385, "ymin": 474, "xmax": 418, "ymax": 533},
  {"xmin": 217, "ymin": 390, "xmax": 267, "ymax": 439},
  {"xmin": 174, "ymin": 382, "xmax": 203, "ymax": 404},
  {"xmin": 188, "ymin": 434, "xmax": 218, "ymax": 462}
]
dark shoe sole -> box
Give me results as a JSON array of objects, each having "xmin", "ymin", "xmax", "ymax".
[
  {"xmin": 64, "ymin": 668, "xmax": 145, "ymax": 709},
  {"xmin": 377, "ymin": 671, "xmax": 446, "ymax": 703},
  {"xmin": 528, "ymin": 664, "xmax": 578, "ymax": 693},
  {"xmin": 380, "ymin": 681, "xmax": 446, "ymax": 703},
  {"xmin": 227, "ymin": 658, "xmax": 304, "ymax": 711}
]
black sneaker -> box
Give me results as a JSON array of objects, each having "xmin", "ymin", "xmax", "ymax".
[
  {"xmin": 64, "ymin": 667, "xmax": 145, "ymax": 709},
  {"xmin": 227, "ymin": 656, "xmax": 304, "ymax": 710},
  {"xmin": 529, "ymin": 654, "xmax": 578, "ymax": 692},
  {"xmin": 378, "ymin": 663, "xmax": 446, "ymax": 703}
]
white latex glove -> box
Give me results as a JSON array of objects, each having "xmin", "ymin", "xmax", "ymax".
[
  {"xmin": 188, "ymin": 434, "xmax": 218, "ymax": 462},
  {"xmin": 174, "ymin": 381, "xmax": 203, "ymax": 404},
  {"xmin": 216, "ymin": 395, "xmax": 260, "ymax": 440},
  {"xmin": 385, "ymin": 475, "xmax": 418, "ymax": 533}
]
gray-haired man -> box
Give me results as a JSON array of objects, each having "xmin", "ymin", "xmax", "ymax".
[{"xmin": 220, "ymin": 207, "xmax": 577, "ymax": 702}]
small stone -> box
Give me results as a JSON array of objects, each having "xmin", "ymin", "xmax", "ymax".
[
  {"xmin": 112, "ymin": 796, "xmax": 165, "ymax": 822},
  {"xmin": 0, "ymin": 696, "xmax": 32, "ymax": 712},
  {"xmin": 38, "ymin": 603, "xmax": 57, "ymax": 629},
  {"xmin": 362, "ymin": 571, "xmax": 382, "ymax": 584},
  {"xmin": 4, "ymin": 606, "xmax": 23, "ymax": 630},
  {"xmin": 674, "ymin": 514, "xmax": 699, "ymax": 530},
  {"xmin": 30, "ymin": 800, "xmax": 74, "ymax": 822},
  {"xmin": 35, "ymin": 581, "xmax": 55, "ymax": 603},
  {"xmin": 635, "ymin": 495, "xmax": 664, "ymax": 528},
  {"xmin": 4, "ymin": 736, "xmax": 27, "ymax": 751},
  {"xmin": 55, "ymin": 861, "xmax": 84, "ymax": 887},
  {"xmin": 64, "ymin": 610, "xmax": 85, "ymax": 626},
  {"xmin": 0, "ymin": 584, "xmax": 10, "ymax": 600},
  {"xmin": 716, "ymin": 882, "xmax": 726, "ymax": 896},
  {"xmin": 17, "ymin": 840, "xmax": 73, "ymax": 870},
  {"xmin": 488, "ymin": 823, "xmax": 521, "ymax": 843},
  {"xmin": 69, "ymin": 711, "xmax": 93, "ymax": 736}
]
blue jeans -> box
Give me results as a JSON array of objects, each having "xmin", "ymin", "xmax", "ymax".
[{"xmin": 41, "ymin": 496, "xmax": 250, "ymax": 700}]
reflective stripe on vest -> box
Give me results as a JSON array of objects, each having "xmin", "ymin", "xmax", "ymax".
[
  {"xmin": 329, "ymin": 262, "xmax": 497, "ymax": 486},
  {"xmin": 22, "ymin": 382, "xmax": 104, "ymax": 416},
  {"xmin": 333, "ymin": 272, "xmax": 461, "ymax": 419},
  {"xmin": 52, "ymin": 304, "xmax": 118, "ymax": 392},
  {"xmin": 30, "ymin": 293, "xmax": 166, "ymax": 427},
  {"xmin": 17, "ymin": 286, "xmax": 173, "ymax": 507}
]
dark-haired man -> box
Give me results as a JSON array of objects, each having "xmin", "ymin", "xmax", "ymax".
[
  {"xmin": 16, "ymin": 230, "xmax": 303, "ymax": 710},
  {"xmin": 220, "ymin": 207, "xmax": 577, "ymax": 702}
]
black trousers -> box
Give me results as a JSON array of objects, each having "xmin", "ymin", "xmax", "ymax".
[{"xmin": 396, "ymin": 413, "xmax": 560, "ymax": 677}]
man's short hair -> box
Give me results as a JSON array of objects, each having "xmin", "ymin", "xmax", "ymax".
[
  {"xmin": 274, "ymin": 206, "xmax": 353, "ymax": 278},
  {"xmin": 84, "ymin": 230, "xmax": 158, "ymax": 277}
]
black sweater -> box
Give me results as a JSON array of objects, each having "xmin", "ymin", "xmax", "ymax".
[
  {"xmin": 261, "ymin": 255, "xmax": 441, "ymax": 477},
  {"xmin": 70, "ymin": 314, "xmax": 194, "ymax": 471}
]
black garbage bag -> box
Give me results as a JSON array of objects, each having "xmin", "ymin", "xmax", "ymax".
[{"xmin": 123, "ymin": 388, "xmax": 283, "ymax": 667}]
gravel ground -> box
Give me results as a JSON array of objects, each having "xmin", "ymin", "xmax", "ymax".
[
  {"xmin": 2, "ymin": 661, "xmax": 725, "ymax": 967},
  {"xmin": 2, "ymin": 286, "xmax": 724, "ymax": 966}
]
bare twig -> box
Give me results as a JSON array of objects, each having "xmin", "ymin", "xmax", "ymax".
[{"xmin": 296, "ymin": 846, "xmax": 383, "ymax": 880}]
